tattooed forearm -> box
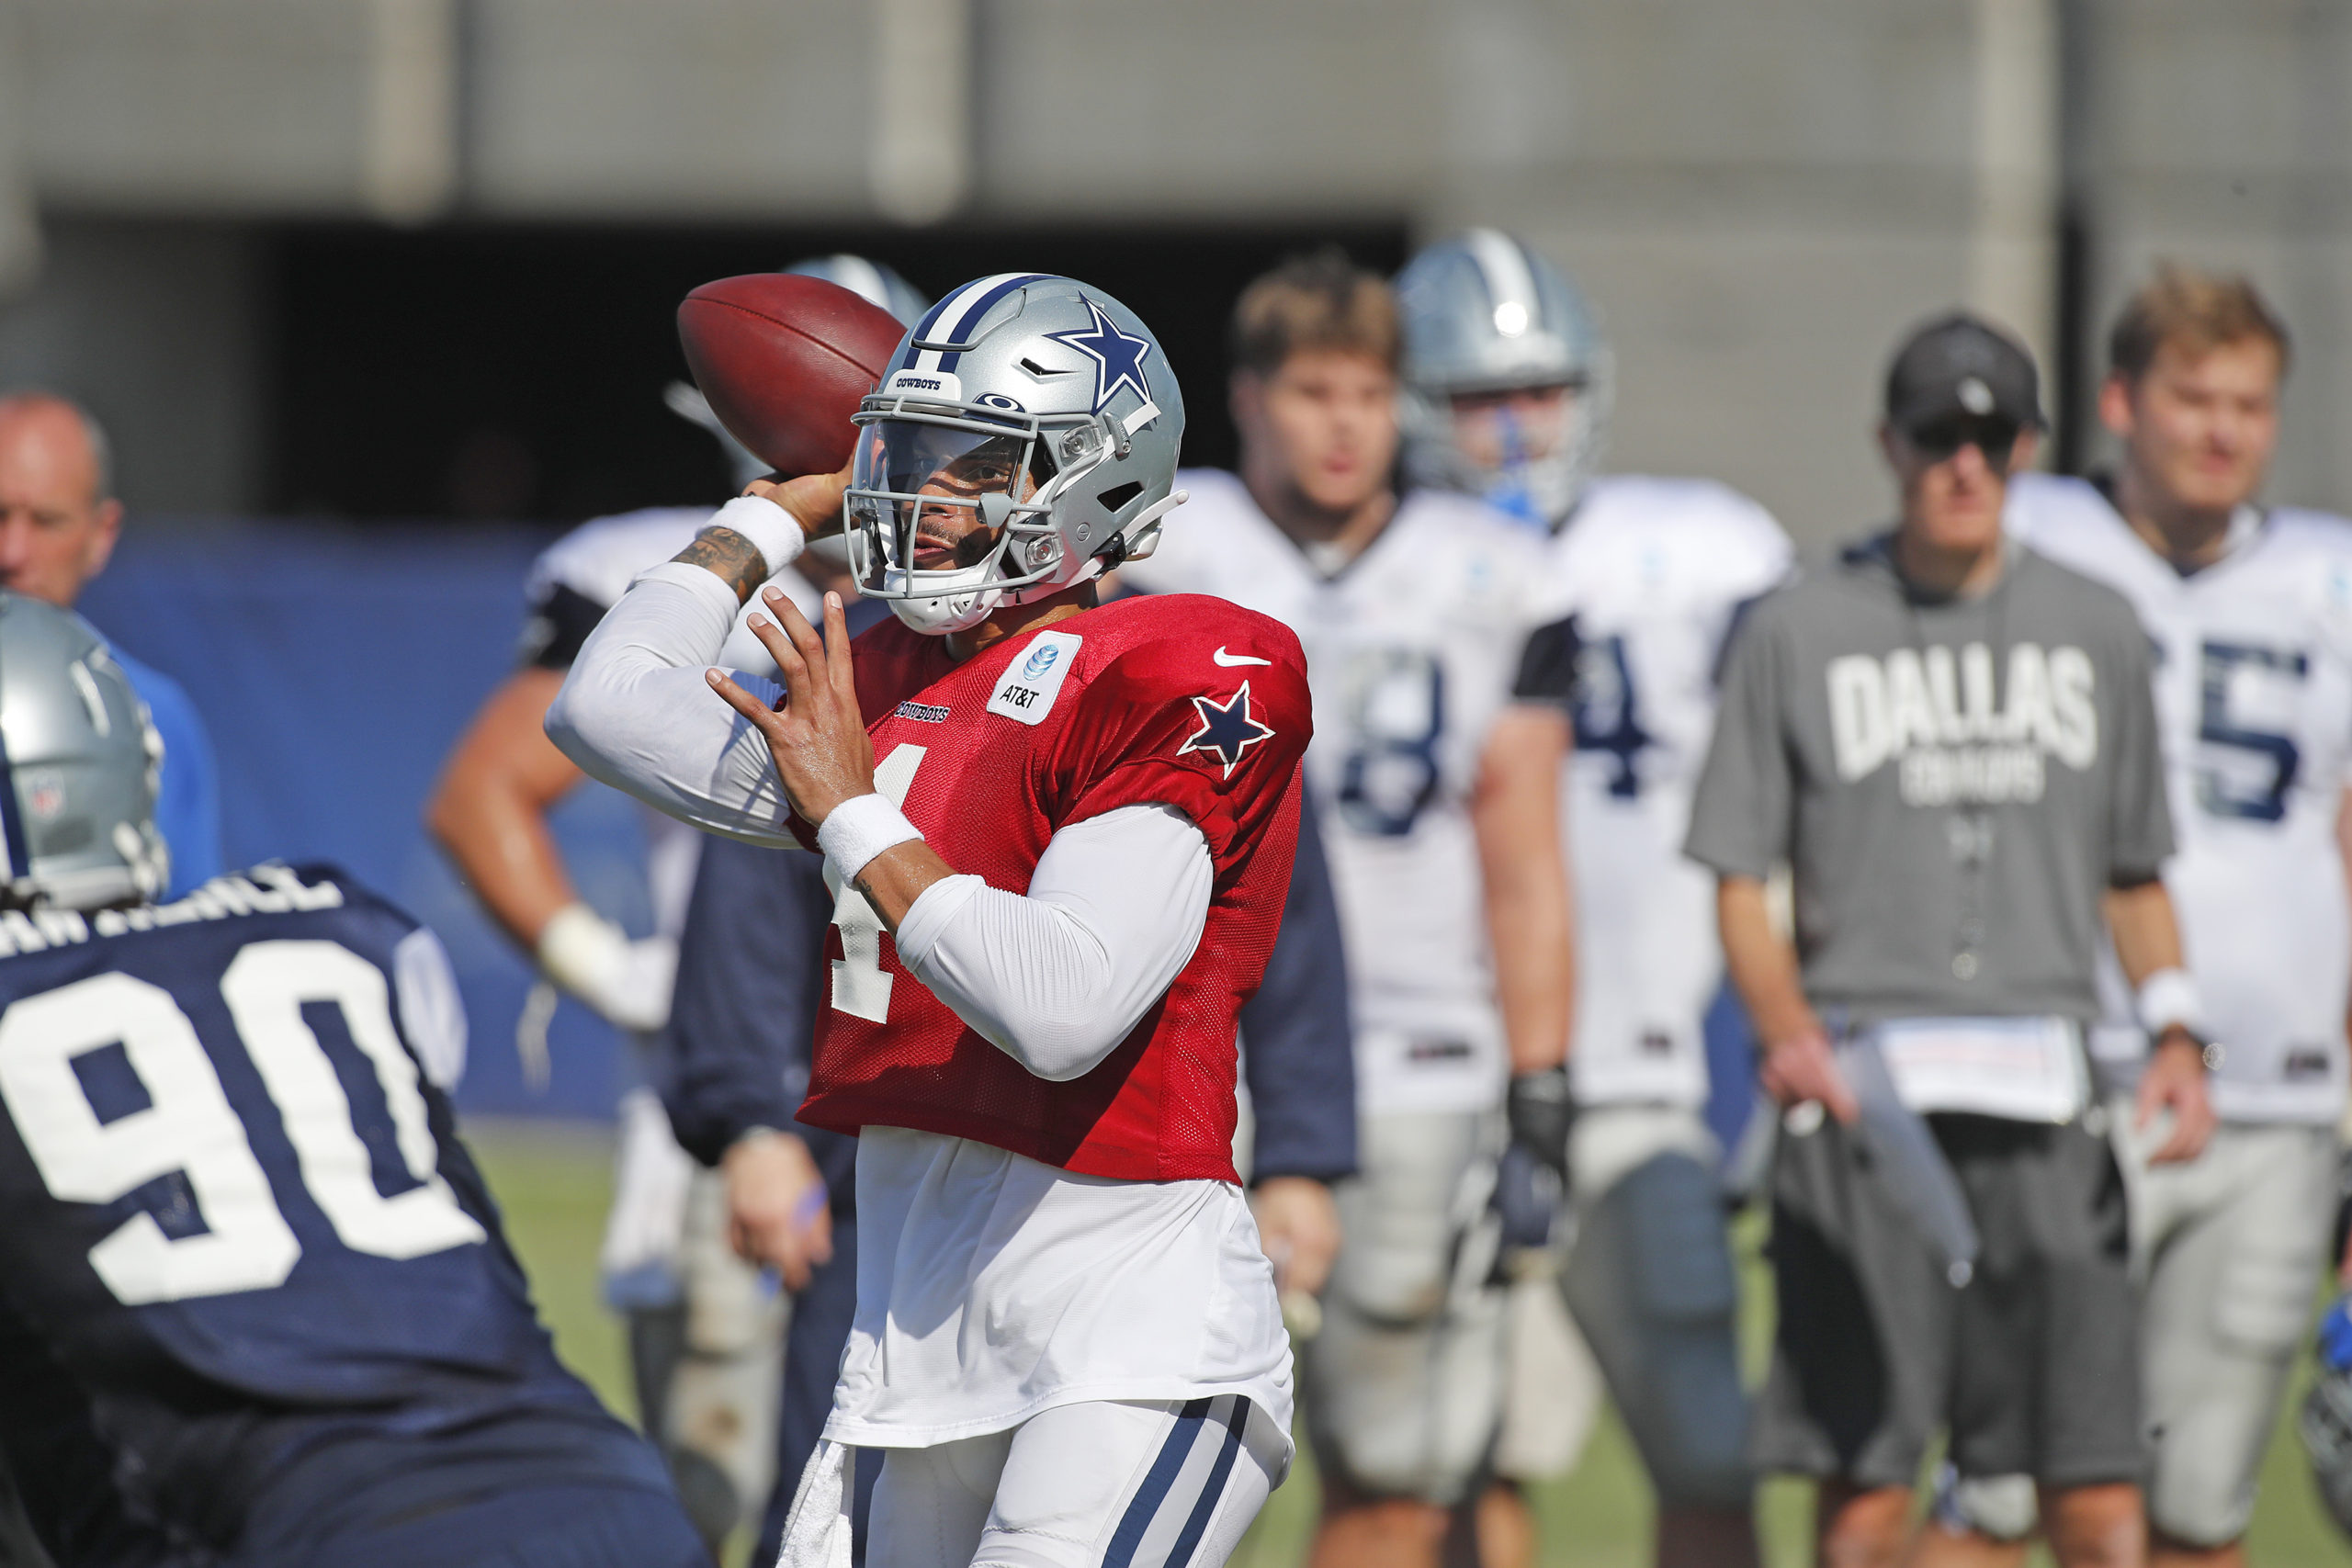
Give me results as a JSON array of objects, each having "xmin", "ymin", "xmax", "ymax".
[{"xmin": 673, "ymin": 526, "xmax": 770, "ymax": 604}]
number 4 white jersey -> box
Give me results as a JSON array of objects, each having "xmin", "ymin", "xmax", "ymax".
[
  {"xmin": 1532, "ymin": 476, "xmax": 1792, "ymax": 1110},
  {"xmin": 2009, "ymin": 472, "xmax": 2352, "ymax": 1123},
  {"xmin": 1125, "ymin": 470, "xmax": 1554, "ymax": 1114}
]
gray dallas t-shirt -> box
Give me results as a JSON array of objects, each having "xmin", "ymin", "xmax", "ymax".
[{"xmin": 1686, "ymin": 533, "xmax": 2172, "ymax": 1025}]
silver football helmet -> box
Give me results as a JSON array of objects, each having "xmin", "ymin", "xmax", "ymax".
[
  {"xmin": 1396, "ymin": 230, "xmax": 1613, "ymax": 529},
  {"xmin": 0, "ymin": 593, "xmax": 166, "ymax": 911},
  {"xmin": 846, "ymin": 274, "xmax": 1186, "ymax": 635}
]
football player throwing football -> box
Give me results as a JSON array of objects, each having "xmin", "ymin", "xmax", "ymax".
[
  {"xmin": 1118, "ymin": 250, "xmax": 1576, "ymax": 1568},
  {"xmin": 551, "ymin": 275, "xmax": 1309, "ymax": 1568}
]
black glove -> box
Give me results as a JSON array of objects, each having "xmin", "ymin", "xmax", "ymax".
[{"xmin": 1506, "ymin": 1065, "xmax": 1576, "ymax": 1184}]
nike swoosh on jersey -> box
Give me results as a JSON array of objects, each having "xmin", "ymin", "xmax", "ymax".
[{"xmin": 1212, "ymin": 646, "xmax": 1272, "ymax": 667}]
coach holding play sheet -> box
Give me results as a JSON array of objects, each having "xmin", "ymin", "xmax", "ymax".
[{"xmin": 1686, "ymin": 314, "xmax": 2213, "ymax": 1568}]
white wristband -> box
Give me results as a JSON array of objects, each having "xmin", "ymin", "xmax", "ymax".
[
  {"xmin": 707, "ymin": 494, "xmax": 807, "ymax": 575},
  {"xmin": 537, "ymin": 902, "xmax": 628, "ymax": 997},
  {"xmin": 2135, "ymin": 965, "xmax": 2205, "ymax": 1039},
  {"xmin": 817, "ymin": 794, "xmax": 922, "ymax": 885}
]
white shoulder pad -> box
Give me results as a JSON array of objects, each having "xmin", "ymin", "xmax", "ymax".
[
  {"xmin": 2002, "ymin": 471, "xmax": 2110, "ymax": 545},
  {"xmin": 392, "ymin": 926, "xmax": 469, "ymax": 1091},
  {"xmin": 525, "ymin": 507, "xmax": 718, "ymax": 609}
]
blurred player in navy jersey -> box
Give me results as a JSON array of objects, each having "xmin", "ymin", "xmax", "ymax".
[
  {"xmin": 666, "ymin": 738, "xmax": 1357, "ymax": 1565},
  {"xmin": 0, "ymin": 592, "xmax": 704, "ymax": 1568},
  {"xmin": 1119, "ymin": 251, "xmax": 1575, "ymax": 1568},
  {"xmin": 0, "ymin": 392, "xmax": 220, "ymax": 898},
  {"xmin": 1396, "ymin": 231, "xmax": 1789, "ymax": 1568},
  {"xmin": 427, "ymin": 257, "xmax": 927, "ymax": 1547},
  {"xmin": 552, "ymin": 273, "xmax": 1308, "ymax": 1568}
]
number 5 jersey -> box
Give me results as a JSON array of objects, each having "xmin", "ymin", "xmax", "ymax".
[
  {"xmin": 2009, "ymin": 472, "xmax": 2352, "ymax": 1122},
  {"xmin": 0, "ymin": 865, "xmax": 670, "ymax": 1560}
]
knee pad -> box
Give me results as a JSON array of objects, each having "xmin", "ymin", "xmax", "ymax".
[
  {"xmin": 1564, "ymin": 1152, "xmax": 1749, "ymax": 1506},
  {"xmin": 1563, "ymin": 1152, "xmax": 1737, "ymax": 1355},
  {"xmin": 1586, "ymin": 1152, "xmax": 1738, "ymax": 1325},
  {"xmin": 1935, "ymin": 1468, "xmax": 2040, "ymax": 1545},
  {"xmin": 1306, "ymin": 1281, "xmax": 1502, "ymax": 1504},
  {"xmin": 1329, "ymin": 1113, "xmax": 1497, "ymax": 1325},
  {"xmin": 2153, "ymin": 1403, "xmax": 2264, "ymax": 1548}
]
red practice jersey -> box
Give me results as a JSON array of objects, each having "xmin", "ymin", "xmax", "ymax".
[{"xmin": 794, "ymin": 592, "xmax": 1311, "ymax": 1183}]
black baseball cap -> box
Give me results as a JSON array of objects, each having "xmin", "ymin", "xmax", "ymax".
[{"xmin": 1884, "ymin": 313, "xmax": 2045, "ymax": 436}]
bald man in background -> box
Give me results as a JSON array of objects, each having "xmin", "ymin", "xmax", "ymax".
[{"xmin": 0, "ymin": 392, "xmax": 221, "ymax": 895}]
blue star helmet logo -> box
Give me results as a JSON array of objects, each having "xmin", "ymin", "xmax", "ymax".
[
  {"xmin": 1046, "ymin": 299, "xmax": 1154, "ymax": 415},
  {"xmin": 1178, "ymin": 682, "xmax": 1276, "ymax": 779}
]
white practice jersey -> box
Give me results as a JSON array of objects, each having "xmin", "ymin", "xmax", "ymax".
[
  {"xmin": 1124, "ymin": 470, "xmax": 1552, "ymax": 1115},
  {"xmin": 2008, "ymin": 473, "xmax": 2352, "ymax": 1123},
  {"xmin": 524, "ymin": 506, "xmax": 813, "ymax": 941},
  {"xmin": 1537, "ymin": 476, "xmax": 1792, "ymax": 1110}
]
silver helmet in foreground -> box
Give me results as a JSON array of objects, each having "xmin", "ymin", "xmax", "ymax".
[
  {"xmin": 0, "ymin": 592, "xmax": 166, "ymax": 910},
  {"xmin": 846, "ymin": 274, "xmax": 1187, "ymax": 635},
  {"xmin": 1396, "ymin": 229, "xmax": 1613, "ymax": 530}
]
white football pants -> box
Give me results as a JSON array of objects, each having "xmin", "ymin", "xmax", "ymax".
[{"xmin": 866, "ymin": 1395, "xmax": 1287, "ymax": 1568}]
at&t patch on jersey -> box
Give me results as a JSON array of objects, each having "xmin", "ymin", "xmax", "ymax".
[{"xmin": 987, "ymin": 630, "xmax": 1082, "ymax": 725}]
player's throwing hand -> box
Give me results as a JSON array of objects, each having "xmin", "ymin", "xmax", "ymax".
[{"xmin": 707, "ymin": 588, "xmax": 874, "ymax": 827}]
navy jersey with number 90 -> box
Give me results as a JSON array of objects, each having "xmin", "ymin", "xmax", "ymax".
[{"xmin": 0, "ymin": 863, "xmax": 659, "ymax": 1558}]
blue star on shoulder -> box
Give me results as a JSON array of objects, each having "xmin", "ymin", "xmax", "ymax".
[
  {"xmin": 1046, "ymin": 299, "xmax": 1153, "ymax": 414},
  {"xmin": 1179, "ymin": 682, "xmax": 1275, "ymax": 779}
]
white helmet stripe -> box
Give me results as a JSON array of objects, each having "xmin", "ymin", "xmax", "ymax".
[
  {"xmin": 1462, "ymin": 228, "xmax": 1540, "ymax": 337},
  {"xmin": 907, "ymin": 272, "xmax": 1045, "ymax": 373}
]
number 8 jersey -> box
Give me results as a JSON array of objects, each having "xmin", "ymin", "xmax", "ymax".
[
  {"xmin": 2009, "ymin": 472, "xmax": 2352, "ymax": 1122},
  {"xmin": 1121, "ymin": 471, "xmax": 1555, "ymax": 1116},
  {"xmin": 0, "ymin": 864, "xmax": 662, "ymax": 1553}
]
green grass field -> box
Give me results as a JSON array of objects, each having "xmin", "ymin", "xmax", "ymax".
[{"xmin": 469, "ymin": 1118, "xmax": 2352, "ymax": 1568}]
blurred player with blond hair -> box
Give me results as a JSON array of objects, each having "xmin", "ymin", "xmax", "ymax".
[
  {"xmin": 1948, "ymin": 269, "xmax": 2352, "ymax": 1568},
  {"xmin": 1122, "ymin": 250, "xmax": 1574, "ymax": 1568}
]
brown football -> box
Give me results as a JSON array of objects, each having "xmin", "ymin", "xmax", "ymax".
[{"xmin": 676, "ymin": 274, "xmax": 909, "ymax": 478}]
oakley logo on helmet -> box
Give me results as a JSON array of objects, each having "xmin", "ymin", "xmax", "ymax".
[
  {"xmin": 1046, "ymin": 299, "xmax": 1154, "ymax": 414},
  {"xmin": 976, "ymin": 392, "xmax": 1026, "ymax": 412}
]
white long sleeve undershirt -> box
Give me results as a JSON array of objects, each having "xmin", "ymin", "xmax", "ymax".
[
  {"xmin": 548, "ymin": 557, "xmax": 1216, "ymax": 1080},
  {"xmin": 548, "ymin": 559, "xmax": 799, "ymax": 844},
  {"xmin": 895, "ymin": 804, "xmax": 1212, "ymax": 1079}
]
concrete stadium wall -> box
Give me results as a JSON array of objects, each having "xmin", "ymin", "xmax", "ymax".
[{"xmin": 0, "ymin": 1, "xmax": 2341, "ymax": 546}]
